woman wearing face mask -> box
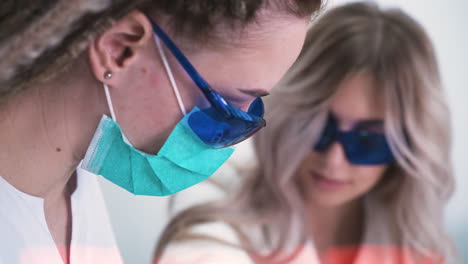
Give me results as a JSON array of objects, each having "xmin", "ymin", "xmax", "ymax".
[
  {"xmin": 0, "ymin": 0, "xmax": 323, "ymax": 263},
  {"xmin": 154, "ymin": 2, "xmax": 458, "ymax": 264}
]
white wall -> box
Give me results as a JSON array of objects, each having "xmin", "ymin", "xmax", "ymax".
[{"xmin": 99, "ymin": 1, "xmax": 468, "ymax": 263}]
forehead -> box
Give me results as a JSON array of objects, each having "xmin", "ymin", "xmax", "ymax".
[
  {"xmin": 192, "ymin": 16, "xmax": 309, "ymax": 91},
  {"xmin": 330, "ymin": 72, "xmax": 385, "ymax": 126}
]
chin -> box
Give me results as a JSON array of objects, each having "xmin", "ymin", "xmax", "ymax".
[{"xmin": 306, "ymin": 191, "xmax": 359, "ymax": 209}]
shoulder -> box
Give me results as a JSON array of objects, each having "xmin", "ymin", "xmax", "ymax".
[
  {"xmin": 360, "ymin": 196, "xmax": 442, "ymax": 263},
  {"xmin": 0, "ymin": 220, "xmax": 25, "ymax": 264},
  {"xmin": 157, "ymin": 221, "xmax": 253, "ymax": 264}
]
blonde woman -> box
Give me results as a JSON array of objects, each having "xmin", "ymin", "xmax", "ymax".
[{"xmin": 154, "ymin": 2, "xmax": 457, "ymax": 264}]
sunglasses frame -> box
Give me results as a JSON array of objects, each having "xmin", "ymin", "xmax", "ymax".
[
  {"xmin": 149, "ymin": 17, "xmax": 266, "ymax": 147},
  {"xmin": 314, "ymin": 114, "xmax": 395, "ymax": 165}
]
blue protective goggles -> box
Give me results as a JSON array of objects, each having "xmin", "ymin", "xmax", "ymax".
[
  {"xmin": 313, "ymin": 114, "xmax": 395, "ymax": 165},
  {"xmin": 150, "ymin": 19, "xmax": 266, "ymax": 148}
]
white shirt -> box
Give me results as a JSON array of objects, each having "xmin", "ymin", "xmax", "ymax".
[{"xmin": 0, "ymin": 167, "xmax": 123, "ymax": 264}]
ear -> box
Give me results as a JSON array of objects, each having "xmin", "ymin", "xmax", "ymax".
[{"xmin": 88, "ymin": 10, "xmax": 153, "ymax": 83}]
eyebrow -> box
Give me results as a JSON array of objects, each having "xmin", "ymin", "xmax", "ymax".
[{"xmin": 238, "ymin": 88, "xmax": 270, "ymax": 98}]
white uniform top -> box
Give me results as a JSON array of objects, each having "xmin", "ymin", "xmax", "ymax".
[{"xmin": 0, "ymin": 167, "xmax": 123, "ymax": 264}]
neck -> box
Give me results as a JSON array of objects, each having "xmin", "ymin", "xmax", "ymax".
[
  {"xmin": 0, "ymin": 55, "xmax": 106, "ymax": 199},
  {"xmin": 307, "ymin": 199, "xmax": 365, "ymax": 256}
]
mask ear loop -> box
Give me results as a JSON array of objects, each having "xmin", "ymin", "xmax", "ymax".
[
  {"xmin": 103, "ymin": 83, "xmax": 117, "ymax": 121},
  {"xmin": 103, "ymin": 82, "xmax": 139, "ymax": 146},
  {"xmin": 154, "ymin": 34, "xmax": 187, "ymax": 116}
]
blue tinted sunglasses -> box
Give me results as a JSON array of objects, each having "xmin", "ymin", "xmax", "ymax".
[
  {"xmin": 149, "ymin": 19, "xmax": 266, "ymax": 148},
  {"xmin": 313, "ymin": 114, "xmax": 394, "ymax": 165}
]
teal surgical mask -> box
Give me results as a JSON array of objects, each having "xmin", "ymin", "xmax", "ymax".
[{"xmin": 80, "ymin": 36, "xmax": 234, "ymax": 196}]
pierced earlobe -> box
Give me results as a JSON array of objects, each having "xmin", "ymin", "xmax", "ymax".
[{"xmin": 104, "ymin": 71, "xmax": 113, "ymax": 79}]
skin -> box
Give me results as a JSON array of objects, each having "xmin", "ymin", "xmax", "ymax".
[
  {"xmin": 0, "ymin": 10, "xmax": 308, "ymax": 264},
  {"xmin": 296, "ymin": 72, "xmax": 389, "ymax": 262}
]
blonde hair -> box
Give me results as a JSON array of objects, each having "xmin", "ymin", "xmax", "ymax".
[{"xmin": 155, "ymin": 2, "xmax": 456, "ymax": 263}]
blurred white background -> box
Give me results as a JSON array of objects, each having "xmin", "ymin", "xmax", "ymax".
[{"xmin": 98, "ymin": 0, "xmax": 468, "ymax": 263}]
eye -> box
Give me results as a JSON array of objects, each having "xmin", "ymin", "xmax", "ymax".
[{"xmin": 358, "ymin": 131, "xmax": 379, "ymax": 148}]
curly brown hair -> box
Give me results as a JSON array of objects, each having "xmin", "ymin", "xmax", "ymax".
[{"xmin": 0, "ymin": 0, "xmax": 323, "ymax": 100}]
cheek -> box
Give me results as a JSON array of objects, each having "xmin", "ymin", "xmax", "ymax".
[
  {"xmin": 296, "ymin": 152, "xmax": 321, "ymax": 184},
  {"xmin": 351, "ymin": 165, "xmax": 387, "ymax": 193},
  {"xmin": 298, "ymin": 152, "xmax": 320, "ymax": 170}
]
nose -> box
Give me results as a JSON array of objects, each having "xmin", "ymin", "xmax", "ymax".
[{"xmin": 323, "ymin": 141, "xmax": 348, "ymax": 168}]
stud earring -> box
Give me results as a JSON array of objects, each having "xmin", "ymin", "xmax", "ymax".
[{"xmin": 104, "ymin": 71, "xmax": 113, "ymax": 79}]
